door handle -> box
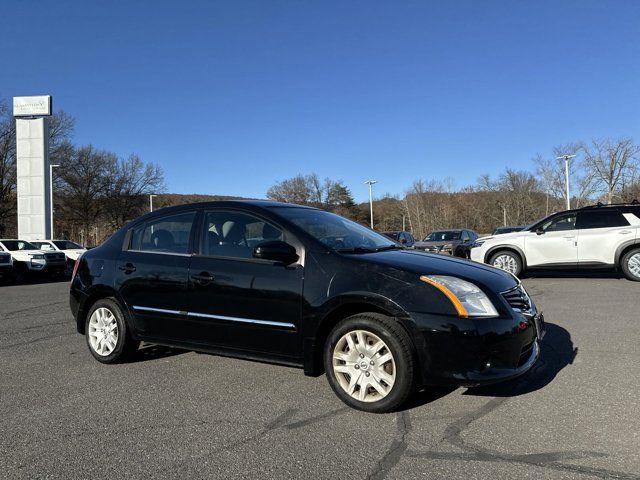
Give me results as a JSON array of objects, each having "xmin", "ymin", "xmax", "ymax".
[
  {"xmin": 191, "ymin": 272, "xmax": 214, "ymax": 285},
  {"xmin": 562, "ymin": 235, "xmax": 576, "ymax": 240},
  {"xmin": 619, "ymin": 230, "xmax": 632, "ymax": 235},
  {"xmin": 119, "ymin": 263, "xmax": 136, "ymax": 274}
]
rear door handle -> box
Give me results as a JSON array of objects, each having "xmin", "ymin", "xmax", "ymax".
[
  {"xmin": 191, "ymin": 272, "xmax": 214, "ymax": 285},
  {"xmin": 119, "ymin": 263, "xmax": 136, "ymax": 273},
  {"xmin": 619, "ymin": 230, "xmax": 632, "ymax": 234}
]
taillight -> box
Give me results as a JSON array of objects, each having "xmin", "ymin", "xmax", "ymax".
[{"xmin": 71, "ymin": 257, "xmax": 81, "ymax": 281}]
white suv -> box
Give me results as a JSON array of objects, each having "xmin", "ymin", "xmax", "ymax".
[
  {"xmin": 470, "ymin": 203, "xmax": 640, "ymax": 281},
  {"xmin": 31, "ymin": 240, "xmax": 87, "ymax": 264},
  {"xmin": 0, "ymin": 239, "xmax": 67, "ymax": 282}
]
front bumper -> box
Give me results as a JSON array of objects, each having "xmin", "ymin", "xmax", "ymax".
[{"xmin": 408, "ymin": 310, "xmax": 545, "ymax": 387}]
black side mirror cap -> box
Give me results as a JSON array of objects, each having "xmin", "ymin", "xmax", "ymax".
[
  {"xmin": 535, "ymin": 227, "xmax": 545, "ymax": 235},
  {"xmin": 253, "ymin": 240, "xmax": 299, "ymax": 265}
]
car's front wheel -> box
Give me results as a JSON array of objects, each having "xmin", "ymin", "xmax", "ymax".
[
  {"xmin": 489, "ymin": 250, "xmax": 523, "ymax": 277},
  {"xmin": 85, "ymin": 298, "xmax": 139, "ymax": 363},
  {"xmin": 324, "ymin": 313, "xmax": 415, "ymax": 413},
  {"xmin": 621, "ymin": 248, "xmax": 640, "ymax": 282}
]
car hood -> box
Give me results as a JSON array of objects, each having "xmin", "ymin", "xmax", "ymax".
[
  {"xmin": 352, "ymin": 249, "xmax": 518, "ymax": 292},
  {"xmin": 479, "ymin": 231, "xmax": 527, "ymax": 243}
]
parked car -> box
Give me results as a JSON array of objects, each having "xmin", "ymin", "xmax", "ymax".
[
  {"xmin": 0, "ymin": 250, "xmax": 12, "ymax": 283},
  {"xmin": 470, "ymin": 202, "xmax": 640, "ymax": 280},
  {"xmin": 492, "ymin": 226, "xmax": 524, "ymax": 235},
  {"xmin": 413, "ymin": 229, "xmax": 478, "ymax": 258},
  {"xmin": 70, "ymin": 200, "xmax": 545, "ymax": 413},
  {"xmin": 31, "ymin": 240, "xmax": 87, "ymax": 268},
  {"xmin": 0, "ymin": 239, "xmax": 67, "ymax": 282},
  {"xmin": 382, "ymin": 230, "xmax": 415, "ymax": 247}
]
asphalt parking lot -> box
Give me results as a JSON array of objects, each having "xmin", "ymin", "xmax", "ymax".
[{"xmin": 1, "ymin": 274, "xmax": 639, "ymax": 480}]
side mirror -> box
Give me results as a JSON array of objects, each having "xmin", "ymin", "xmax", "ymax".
[
  {"xmin": 253, "ymin": 240, "xmax": 299, "ymax": 265},
  {"xmin": 535, "ymin": 227, "xmax": 545, "ymax": 235}
]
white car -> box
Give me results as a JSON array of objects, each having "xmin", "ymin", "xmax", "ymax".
[
  {"xmin": 31, "ymin": 240, "xmax": 87, "ymax": 263},
  {"xmin": 0, "ymin": 239, "xmax": 67, "ymax": 281},
  {"xmin": 470, "ymin": 203, "xmax": 640, "ymax": 281}
]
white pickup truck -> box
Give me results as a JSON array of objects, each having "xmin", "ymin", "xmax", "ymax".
[{"xmin": 0, "ymin": 239, "xmax": 67, "ymax": 282}]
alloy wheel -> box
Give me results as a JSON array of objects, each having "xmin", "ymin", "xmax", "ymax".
[
  {"xmin": 628, "ymin": 253, "xmax": 640, "ymax": 278},
  {"xmin": 493, "ymin": 254, "xmax": 518, "ymax": 274},
  {"xmin": 88, "ymin": 307, "xmax": 119, "ymax": 356},
  {"xmin": 332, "ymin": 330, "xmax": 396, "ymax": 403}
]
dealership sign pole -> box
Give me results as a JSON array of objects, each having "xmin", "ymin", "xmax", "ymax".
[{"xmin": 13, "ymin": 95, "xmax": 53, "ymax": 241}]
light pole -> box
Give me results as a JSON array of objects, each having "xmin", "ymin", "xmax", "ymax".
[
  {"xmin": 556, "ymin": 154, "xmax": 575, "ymax": 210},
  {"xmin": 149, "ymin": 194, "xmax": 157, "ymax": 212},
  {"xmin": 49, "ymin": 164, "xmax": 60, "ymax": 239},
  {"xmin": 364, "ymin": 180, "xmax": 377, "ymax": 229}
]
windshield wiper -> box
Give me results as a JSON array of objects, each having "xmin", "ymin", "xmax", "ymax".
[
  {"xmin": 336, "ymin": 246, "xmax": 376, "ymax": 254},
  {"xmin": 374, "ymin": 244, "xmax": 403, "ymax": 252}
]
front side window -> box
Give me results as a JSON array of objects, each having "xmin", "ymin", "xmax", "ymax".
[
  {"xmin": 577, "ymin": 210, "xmax": 630, "ymax": 229},
  {"xmin": 272, "ymin": 207, "xmax": 394, "ymax": 251},
  {"xmin": 541, "ymin": 213, "xmax": 576, "ymax": 232},
  {"xmin": 201, "ymin": 211, "xmax": 283, "ymax": 259},
  {"xmin": 129, "ymin": 212, "xmax": 195, "ymax": 254}
]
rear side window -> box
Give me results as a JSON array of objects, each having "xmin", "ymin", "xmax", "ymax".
[
  {"xmin": 576, "ymin": 210, "xmax": 630, "ymax": 229},
  {"xmin": 129, "ymin": 212, "xmax": 195, "ymax": 254}
]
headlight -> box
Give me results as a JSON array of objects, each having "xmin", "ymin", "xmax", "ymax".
[
  {"xmin": 30, "ymin": 254, "xmax": 45, "ymax": 260},
  {"xmin": 419, "ymin": 275, "xmax": 499, "ymax": 318},
  {"xmin": 471, "ymin": 240, "xmax": 485, "ymax": 248},
  {"xmin": 441, "ymin": 244, "xmax": 452, "ymax": 251}
]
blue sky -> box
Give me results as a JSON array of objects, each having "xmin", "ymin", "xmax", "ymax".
[{"xmin": 1, "ymin": 1, "xmax": 639, "ymax": 202}]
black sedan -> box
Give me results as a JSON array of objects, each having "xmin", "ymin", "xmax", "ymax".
[{"xmin": 70, "ymin": 201, "xmax": 544, "ymax": 413}]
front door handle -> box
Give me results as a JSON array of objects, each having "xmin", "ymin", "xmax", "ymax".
[
  {"xmin": 119, "ymin": 263, "xmax": 136, "ymax": 274},
  {"xmin": 191, "ymin": 272, "xmax": 214, "ymax": 285},
  {"xmin": 619, "ymin": 230, "xmax": 632, "ymax": 235}
]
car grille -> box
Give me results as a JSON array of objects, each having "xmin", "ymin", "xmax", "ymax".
[
  {"xmin": 45, "ymin": 253, "xmax": 66, "ymax": 262},
  {"xmin": 502, "ymin": 285, "xmax": 532, "ymax": 312},
  {"xmin": 0, "ymin": 253, "xmax": 10, "ymax": 264}
]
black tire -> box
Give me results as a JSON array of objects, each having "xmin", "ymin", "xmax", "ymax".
[
  {"xmin": 85, "ymin": 298, "xmax": 139, "ymax": 363},
  {"xmin": 488, "ymin": 250, "xmax": 523, "ymax": 277},
  {"xmin": 324, "ymin": 313, "xmax": 416, "ymax": 413},
  {"xmin": 621, "ymin": 247, "xmax": 640, "ymax": 282}
]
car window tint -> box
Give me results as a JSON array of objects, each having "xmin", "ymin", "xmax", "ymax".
[
  {"xmin": 577, "ymin": 210, "xmax": 630, "ymax": 229},
  {"xmin": 130, "ymin": 212, "xmax": 195, "ymax": 254},
  {"xmin": 201, "ymin": 211, "xmax": 283, "ymax": 259},
  {"xmin": 542, "ymin": 213, "xmax": 577, "ymax": 232}
]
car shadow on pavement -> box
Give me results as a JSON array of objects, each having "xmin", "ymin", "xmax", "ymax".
[
  {"xmin": 464, "ymin": 322, "xmax": 577, "ymax": 397},
  {"xmin": 130, "ymin": 343, "xmax": 188, "ymax": 362}
]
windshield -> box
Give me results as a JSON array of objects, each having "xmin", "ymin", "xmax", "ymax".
[
  {"xmin": 1, "ymin": 240, "xmax": 39, "ymax": 251},
  {"xmin": 423, "ymin": 231, "xmax": 461, "ymax": 242},
  {"xmin": 383, "ymin": 232, "xmax": 400, "ymax": 241},
  {"xmin": 273, "ymin": 207, "xmax": 397, "ymax": 251},
  {"xmin": 53, "ymin": 240, "xmax": 83, "ymax": 250}
]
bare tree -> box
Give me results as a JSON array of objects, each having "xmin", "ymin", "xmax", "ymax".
[
  {"xmin": 103, "ymin": 154, "xmax": 165, "ymax": 229},
  {"xmin": 582, "ymin": 137, "xmax": 640, "ymax": 204}
]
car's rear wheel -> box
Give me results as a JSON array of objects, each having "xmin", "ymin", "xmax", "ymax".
[
  {"xmin": 489, "ymin": 250, "xmax": 523, "ymax": 277},
  {"xmin": 85, "ymin": 298, "xmax": 139, "ymax": 363},
  {"xmin": 621, "ymin": 248, "xmax": 640, "ymax": 282},
  {"xmin": 324, "ymin": 313, "xmax": 415, "ymax": 413}
]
